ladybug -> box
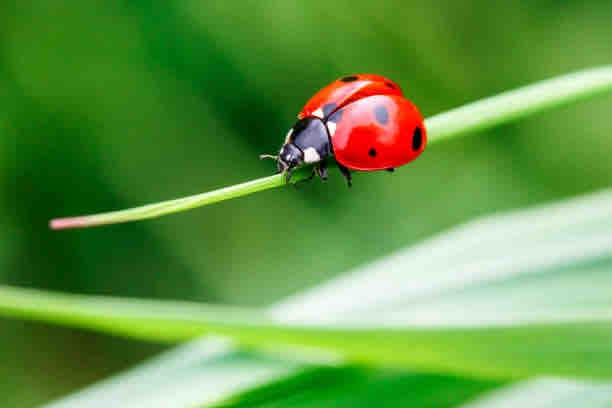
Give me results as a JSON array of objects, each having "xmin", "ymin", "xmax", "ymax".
[{"xmin": 260, "ymin": 74, "xmax": 426, "ymax": 187}]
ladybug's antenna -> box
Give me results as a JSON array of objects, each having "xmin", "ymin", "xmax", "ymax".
[{"xmin": 259, "ymin": 154, "xmax": 278, "ymax": 160}]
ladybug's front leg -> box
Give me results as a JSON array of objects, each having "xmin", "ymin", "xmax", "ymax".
[
  {"xmin": 337, "ymin": 163, "xmax": 352, "ymax": 188},
  {"xmin": 285, "ymin": 169, "xmax": 293, "ymax": 184},
  {"xmin": 315, "ymin": 161, "xmax": 328, "ymax": 181}
]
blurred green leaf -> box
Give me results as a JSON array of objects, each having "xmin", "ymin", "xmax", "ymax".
[{"xmin": 5, "ymin": 187, "xmax": 611, "ymax": 407}]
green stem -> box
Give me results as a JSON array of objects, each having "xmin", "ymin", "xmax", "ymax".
[
  {"xmin": 50, "ymin": 174, "xmax": 287, "ymax": 229},
  {"xmin": 50, "ymin": 66, "xmax": 612, "ymax": 230}
]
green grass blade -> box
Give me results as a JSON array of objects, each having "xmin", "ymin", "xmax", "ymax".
[
  {"xmin": 425, "ymin": 66, "xmax": 612, "ymax": 142},
  {"xmin": 49, "ymin": 174, "xmax": 286, "ymax": 230},
  {"xmin": 50, "ymin": 66, "xmax": 612, "ymax": 230},
  {"xmin": 2, "ymin": 278, "xmax": 612, "ymax": 381},
  {"xmin": 0, "ymin": 284, "xmax": 271, "ymax": 342},
  {"xmin": 3, "ymin": 278, "xmax": 612, "ymax": 381}
]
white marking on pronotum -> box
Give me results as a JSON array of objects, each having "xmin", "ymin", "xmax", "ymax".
[
  {"xmin": 303, "ymin": 147, "xmax": 321, "ymax": 163},
  {"xmin": 312, "ymin": 108, "xmax": 324, "ymax": 118},
  {"xmin": 327, "ymin": 121, "xmax": 337, "ymax": 137}
]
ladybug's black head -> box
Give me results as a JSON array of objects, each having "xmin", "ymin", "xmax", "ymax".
[
  {"xmin": 278, "ymin": 143, "xmax": 303, "ymax": 172},
  {"xmin": 259, "ymin": 116, "xmax": 330, "ymax": 183}
]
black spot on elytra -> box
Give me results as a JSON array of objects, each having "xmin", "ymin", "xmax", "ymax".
[
  {"xmin": 328, "ymin": 108, "xmax": 343, "ymax": 123},
  {"xmin": 368, "ymin": 148, "xmax": 377, "ymax": 157},
  {"xmin": 374, "ymin": 105, "xmax": 389, "ymax": 125},
  {"xmin": 323, "ymin": 103, "xmax": 337, "ymax": 117},
  {"xmin": 385, "ymin": 81, "xmax": 396, "ymax": 89},
  {"xmin": 340, "ymin": 75, "xmax": 358, "ymax": 82},
  {"xmin": 412, "ymin": 127, "xmax": 423, "ymax": 151}
]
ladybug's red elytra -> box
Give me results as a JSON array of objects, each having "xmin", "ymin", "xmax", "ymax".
[{"xmin": 260, "ymin": 74, "xmax": 426, "ymax": 187}]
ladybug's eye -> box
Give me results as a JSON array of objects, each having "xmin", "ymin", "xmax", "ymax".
[{"xmin": 412, "ymin": 127, "xmax": 423, "ymax": 151}]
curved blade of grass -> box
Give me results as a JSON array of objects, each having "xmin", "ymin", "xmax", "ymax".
[
  {"xmin": 49, "ymin": 174, "xmax": 287, "ymax": 230},
  {"xmin": 2, "ymin": 277, "xmax": 612, "ymax": 381},
  {"xmin": 4, "ymin": 281, "xmax": 612, "ymax": 381},
  {"xmin": 50, "ymin": 66, "xmax": 612, "ymax": 229},
  {"xmin": 45, "ymin": 188, "xmax": 612, "ymax": 406}
]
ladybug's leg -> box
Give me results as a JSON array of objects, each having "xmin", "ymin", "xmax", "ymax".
[
  {"xmin": 289, "ymin": 168, "xmax": 315, "ymax": 190},
  {"xmin": 285, "ymin": 169, "xmax": 293, "ymax": 184},
  {"xmin": 386, "ymin": 168, "xmax": 395, "ymax": 173},
  {"xmin": 337, "ymin": 163, "xmax": 352, "ymax": 188},
  {"xmin": 302, "ymin": 168, "xmax": 316, "ymax": 182},
  {"xmin": 315, "ymin": 161, "xmax": 328, "ymax": 181}
]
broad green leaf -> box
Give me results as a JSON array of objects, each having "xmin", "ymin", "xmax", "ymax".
[
  {"xmin": 270, "ymin": 189, "xmax": 612, "ymax": 323},
  {"xmin": 23, "ymin": 187, "xmax": 612, "ymax": 406}
]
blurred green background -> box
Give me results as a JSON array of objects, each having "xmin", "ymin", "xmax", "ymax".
[{"xmin": 1, "ymin": 0, "xmax": 611, "ymax": 405}]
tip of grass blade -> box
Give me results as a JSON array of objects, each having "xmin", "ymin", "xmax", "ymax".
[
  {"xmin": 50, "ymin": 216, "xmax": 101, "ymax": 230},
  {"xmin": 48, "ymin": 172, "xmax": 294, "ymax": 230}
]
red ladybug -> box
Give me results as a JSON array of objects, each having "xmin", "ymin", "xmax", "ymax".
[{"xmin": 260, "ymin": 74, "xmax": 426, "ymax": 186}]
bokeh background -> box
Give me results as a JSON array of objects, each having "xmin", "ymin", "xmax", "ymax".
[{"xmin": 1, "ymin": 1, "xmax": 612, "ymax": 405}]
